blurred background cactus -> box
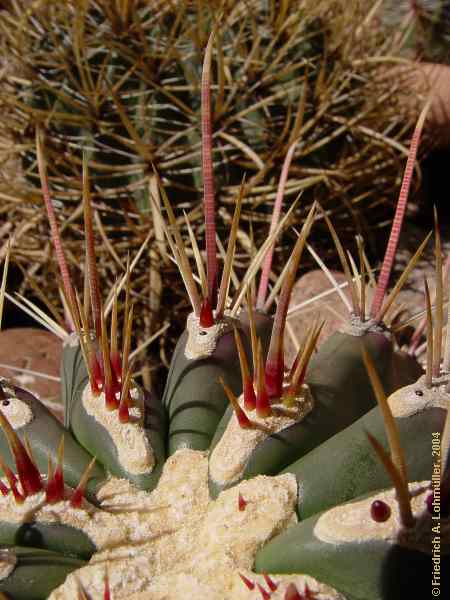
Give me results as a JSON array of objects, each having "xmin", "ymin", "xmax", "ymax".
[
  {"xmin": 382, "ymin": 0, "xmax": 450, "ymax": 63},
  {"xmin": 0, "ymin": 0, "xmax": 425, "ymax": 387}
]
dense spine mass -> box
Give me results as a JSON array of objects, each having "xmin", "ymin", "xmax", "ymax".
[{"xmin": 0, "ymin": 0, "xmax": 425, "ymax": 379}]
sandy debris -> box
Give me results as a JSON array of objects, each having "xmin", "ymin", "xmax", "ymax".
[
  {"xmin": 0, "ymin": 549, "xmax": 16, "ymax": 582},
  {"xmin": 209, "ymin": 388, "xmax": 313, "ymax": 487},
  {"xmin": 125, "ymin": 565, "xmax": 346, "ymax": 600},
  {"xmin": 388, "ymin": 374, "xmax": 450, "ymax": 418},
  {"xmin": 0, "ymin": 484, "xmax": 129, "ymax": 549},
  {"xmin": 82, "ymin": 384, "xmax": 154, "ymax": 475},
  {"xmin": 48, "ymin": 453, "xmax": 336, "ymax": 600},
  {"xmin": 314, "ymin": 480, "xmax": 446, "ymax": 553},
  {"xmin": 184, "ymin": 312, "xmax": 234, "ymax": 360},
  {"xmin": 0, "ymin": 395, "xmax": 33, "ymax": 429}
]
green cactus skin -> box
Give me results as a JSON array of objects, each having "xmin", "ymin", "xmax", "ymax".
[
  {"xmin": 385, "ymin": 350, "xmax": 424, "ymax": 391},
  {"xmin": 0, "ymin": 385, "xmax": 106, "ymax": 504},
  {"xmin": 162, "ymin": 322, "xmax": 251, "ymax": 455},
  {"xmin": 61, "ymin": 338, "xmax": 89, "ymax": 431},
  {"xmin": 0, "ymin": 546, "xmax": 85, "ymax": 600},
  {"xmin": 254, "ymin": 502, "xmax": 439, "ymax": 600},
  {"xmin": 304, "ymin": 331, "xmax": 409, "ymax": 432},
  {"xmin": 70, "ymin": 385, "xmax": 166, "ymax": 491},
  {"xmin": 237, "ymin": 309, "xmax": 273, "ymax": 354},
  {"xmin": 208, "ymin": 330, "xmax": 421, "ymax": 497},
  {"xmin": 0, "ymin": 522, "xmax": 95, "ymax": 561},
  {"xmin": 282, "ymin": 405, "xmax": 444, "ymax": 519}
]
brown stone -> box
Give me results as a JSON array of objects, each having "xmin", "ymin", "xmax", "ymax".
[
  {"xmin": 407, "ymin": 62, "xmax": 450, "ymax": 148},
  {"xmin": 285, "ymin": 269, "xmax": 353, "ymax": 366},
  {"xmin": 0, "ymin": 328, "xmax": 63, "ymax": 421}
]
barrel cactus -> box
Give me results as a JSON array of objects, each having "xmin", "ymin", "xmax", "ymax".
[{"xmin": 0, "ymin": 31, "xmax": 447, "ymax": 600}]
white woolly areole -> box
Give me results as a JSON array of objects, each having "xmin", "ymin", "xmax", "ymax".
[
  {"xmin": 209, "ymin": 385, "xmax": 314, "ymax": 487},
  {"xmin": 82, "ymin": 384, "xmax": 154, "ymax": 475},
  {"xmin": 388, "ymin": 374, "xmax": 450, "ymax": 418},
  {"xmin": 0, "ymin": 548, "xmax": 17, "ymax": 581},
  {"xmin": 340, "ymin": 315, "xmax": 389, "ymax": 338},
  {"xmin": 63, "ymin": 331, "xmax": 80, "ymax": 349},
  {"xmin": 314, "ymin": 481, "xmax": 444, "ymax": 551},
  {"xmin": 0, "ymin": 379, "xmax": 34, "ymax": 429},
  {"xmin": 63, "ymin": 330, "xmax": 96, "ymax": 349},
  {"xmin": 184, "ymin": 312, "xmax": 234, "ymax": 360}
]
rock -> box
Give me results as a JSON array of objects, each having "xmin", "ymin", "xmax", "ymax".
[
  {"xmin": 0, "ymin": 328, "xmax": 62, "ymax": 421},
  {"xmin": 285, "ymin": 269, "xmax": 353, "ymax": 366},
  {"xmin": 405, "ymin": 62, "xmax": 450, "ymax": 148}
]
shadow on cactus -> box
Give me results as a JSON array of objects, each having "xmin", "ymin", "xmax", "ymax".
[{"xmin": 0, "ymin": 25, "xmax": 446, "ymax": 600}]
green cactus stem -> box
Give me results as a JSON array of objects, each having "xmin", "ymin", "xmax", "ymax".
[
  {"xmin": 208, "ymin": 326, "xmax": 405, "ymax": 498},
  {"xmin": 60, "ymin": 337, "xmax": 90, "ymax": 432},
  {"xmin": 0, "ymin": 523, "xmax": 96, "ymax": 563},
  {"xmin": 207, "ymin": 115, "xmax": 429, "ymax": 494},
  {"xmin": 0, "ymin": 407, "xmax": 101, "ymax": 558},
  {"xmin": 0, "ymin": 381, "xmax": 105, "ymax": 503},
  {"xmin": 71, "ymin": 383, "xmax": 166, "ymax": 490},
  {"xmin": 160, "ymin": 35, "xmax": 271, "ymax": 454},
  {"xmin": 283, "ymin": 403, "xmax": 444, "ymax": 519},
  {"xmin": 0, "ymin": 21, "xmax": 443, "ymax": 600},
  {"xmin": 255, "ymin": 349, "xmax": 449, "ymax": 599},
  {"xmin": 254, "ymin": 486, "xmax": 445, "ymax": 600},
  {"xmin": 37, "ymin": 148, "xmax": 168, "ymax": 492},
  {"xmin": 0, "ymin": 547, "xmax": 85, "ymax": 600},
  {"xmin": 285, "ymin": 243, "xmax": 448, "ymax": 519},
  {"xmin": 0, "ymin": 406, "xmax": 162, "ymax": 560},
  {"xmin": 162, "ymin": 318, "xmax": 250, "ymax": 454}
]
